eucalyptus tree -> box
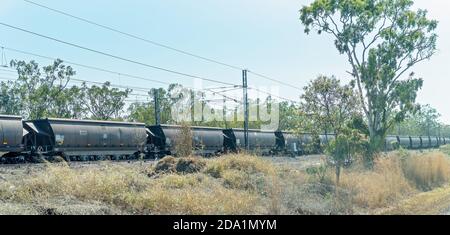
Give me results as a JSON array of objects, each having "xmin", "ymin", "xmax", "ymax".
[
  {"xmin": 9, "ymin": 59, "xmax": 76, "ymax": 119},
  {"xmin": 300, "ymin": 0, "xmax": 438, "ymax": 157},
  {"xmin": 83, "ymin": 82, "xmax": 131, "ymax": 120}
]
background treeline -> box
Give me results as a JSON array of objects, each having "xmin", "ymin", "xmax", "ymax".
[
  {"xmin": 0, "ymin": 59, "xmax": 447, "ymax": 138},
  {"xmin": 0, "ymin": 60, "xmax": 300, "ymax": 129}
]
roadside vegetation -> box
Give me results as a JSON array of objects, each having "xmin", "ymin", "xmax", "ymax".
[{"xmin": 1, "ymin": 148, "xmax": 450, "ymax": 215}]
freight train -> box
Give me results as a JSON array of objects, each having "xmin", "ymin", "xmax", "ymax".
[{"xmin": 0, "ymin": 115, "xmax": 447, "ymax": 163}]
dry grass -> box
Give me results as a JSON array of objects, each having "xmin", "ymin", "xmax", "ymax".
[
  {"xmin": 0, "ymin": 156, "xmax": 277, "ymax": 215},
  {"xmin": 204, "ymin": 154, "xmax": 276, "ymax": 178},
  {"xmin": 1, "ymin": 149, "xmax": 450, "ymax": 215},
  {"xmin": 338, "ymin": 150, "xmax": 450, "ymax": 210},
  {"xmin": 154, "ymin": 156, "xmax": 206, "ymax": 174},
  {"xmin": 379, "ymin": 186, "xmax": 450, "ymax": 215},
  {"xmin": 339, "ymin": 156, "xmax": 414, "ymax": 209},
  {"xmin": 401, "ymin": 152, "xmax": 450, "ymax": 190}
]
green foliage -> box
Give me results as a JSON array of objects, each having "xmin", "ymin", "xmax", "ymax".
[
  {"xmin": 1, "ymin": 60, "xmax": 131, "ymax": 120},
  {"xmin": 327, "ymin": 129, "xmax": 368, "ymax": 181},
  {"xmin": 299, "ymin": 75, "xmax": 360, "ymax": 136},
  {"xmin": 278, "ymin": 101, "xmax": 302, "ymax": 131},
  {"xmin": 300, "ymin": 0, "xmax": 438, "ymax": 155},
  {"xmin": 392, "ymin": 104, "xmax": 442, "ymax": 136},
  {"xmin": 0, "ymin": 80, "xmax": 23, "ymax": 115},
  {"xmin": 6, "ymin": 59, "xmax": 78, "ymax": 119},
  {"xmin": 83, "ymin": 82, "xmax": 131, "ymax": 120},
  {"xmin": 298, "ymin": 75, "xmax": 366, "ymax": 179},
  {"xmin": 306, "ymin": 164, "xmax": 329, "ymax": 183}
]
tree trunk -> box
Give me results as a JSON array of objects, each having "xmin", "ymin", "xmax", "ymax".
[{"xmin": 335, "ymin": 164, "xmax": 341, "ymax": 187}]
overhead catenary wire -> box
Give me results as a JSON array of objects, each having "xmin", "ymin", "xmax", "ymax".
[
  {"xmin": 0, "ymin": 22, "xmax": 238, "ymax": 87},
  {"xmin": 22, "ymin": 0, "xmax": 304, "ymax": 91},
  {"xmin": 23, "ymin": 0, "xmax": 243, "ymax": 71},
  {"xmin": 249, "ymin": 87, "xmax": 300, "ymax": 104},
  {"xmin": 0, "ymin": 25, "xmax": 300, "ymax": 104},
  {"xmin": 2, "ymin": 46, "xmax": 173, "ymax": 87},
  {"xmin": 247, "ymin": 71, "xmax": 303, "ymax": 91},
  {"xmin": 1, "ymin": 46, "xmax": 297, "ymax": 104},
  {"xmin": 0, "ymin": 47, "xmax": 244, "ymax": 103},
  {"xmin": 0, "ymin": 67, "xmax": 243, "ymax": 104}
]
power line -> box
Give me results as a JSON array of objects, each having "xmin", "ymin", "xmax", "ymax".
[
  {"xmin": 0, "ymin": 66, "xmax": 242, "ymax": 103},
  {"xmin": 23, "ymin": 0, "xmax": 244, "ymax": 71},
  {"xmin": 2, "ymin": 46, "xmax": 172, "ymax": 87},
  {"xmin": 248, "ymin": 71, "xmax": 303, "ymax": 91},
  {"xmin": 2, "ymin": 62, "xmax": 298, "ymax": 105},
  {"xmin": 249, "ymin": 87, "xmax": 300, "ymax": 104},
  {"xmin": 0, "ymin": 71, "xmax": 153, "ymax": 93},
  {"xmin": 0, "ymin": 22, "xmax": 237, "ymax": 87},
  {"xmin": 22, "ymin": 0, "xmax": 304, "ymax": 91},
  {"xmin": 0, "ymin": 46, "xmax": 241, "ymax": 100},
  {"xmin": 2, "ymin": 45, "xmax": 298, "ymax": 104},
  {"xmin": 1, "ymin": 36, "xmax": 298, "ymax": 104}
]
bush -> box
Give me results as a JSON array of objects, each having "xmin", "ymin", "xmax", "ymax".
[{"xmin": 174, "ymin": 123, "xmax": 193, "ymax": 158}]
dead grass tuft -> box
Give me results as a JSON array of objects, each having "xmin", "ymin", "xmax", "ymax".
[
  {"xmin": 154, "ymin": 157, "xmax": 206, "ymax": 175},
  {"xmin": 154, "ymin": 156, "xmax": 177, "ymax": 173},
  {"xmin": 340, "ymin": 156, "xmax": 413, "ymax": 209},
  {"xmin": 204, "ymin": 154, "xmax": 275, "ymax": 178},
  {"xmin": 176, "ymin": 157, "xmax": 206, "ymax": 174}
]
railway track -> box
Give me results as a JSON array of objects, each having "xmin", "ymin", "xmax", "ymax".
[{"xmin": 0, "ymin": 153, "xmax": 155, "ymax": 165}]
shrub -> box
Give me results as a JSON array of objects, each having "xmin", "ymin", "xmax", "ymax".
[{"xmin": 174, "ymin": 123, "xmax": 193, "ymax": 158}]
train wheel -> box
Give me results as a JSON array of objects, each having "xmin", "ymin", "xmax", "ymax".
[
  {"xmin": 31, "ymin": 154, "xmax": 46, "ymax": 163},
  {"xmin": 61, "ymin": 154, "xmax": 70, "ymax": 163}
]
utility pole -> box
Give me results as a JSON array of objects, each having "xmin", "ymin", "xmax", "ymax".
[
  {"xmin": 1, "ymin": 47, "xmax": 7, "ymax": 67},
  {"xmin": 201, "ymin": 92, "xmax": 206, "ymax": 123},
  {"xmin": 243, "ymin": 69, "xmax": 249, "ymax": 151},
  {"xmin": 223, "ymin": 96, "xmax": 228, "ymax": 129},
  {"xmin": 154, "ymin": 89, "xmax": 161, "ymax": 125}
]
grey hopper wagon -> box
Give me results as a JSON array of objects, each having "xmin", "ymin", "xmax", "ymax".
[
  {"xmin": 0, "ymin": 115, "xmax": 25, "ymax": 157},
  {"xmin": 431, "ymin": 136, "xmax": 439, "ymax": 148},
  {"xmin": 191, "ymin": 126, "xmax": 225, "ymax": 155},
  {"xmin": 410, "ymin": 136, "xmax": 422, "ymax": 149},
  {"xmin": 398, "ymin": 136, "xmax": 411, "ymax": 149},
  {"xmin": 274, "ymin": 131, "xmax": 302, "ymax": 156},
  {"xmin": 23, "ymin": 118, "xmax": 147, "ymax": 157},
  {"xmin": 421, "ymin": 136, "xmax": 431, "ymax": 149},
  {"xmin": 232, "ymin": 129, "xmax": 277, "ymax": 155},
  {"xmin": 147, "ymin": 125, "xmax": 225, "ymax": 156},
  {"xmin": 441, "ymin": 137, "xmax": 447, "ymax": 145}
]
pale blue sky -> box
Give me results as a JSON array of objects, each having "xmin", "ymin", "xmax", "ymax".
[{"xmin": 0, "ymin": 0, "xmax": 449, "ymax": 123}]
